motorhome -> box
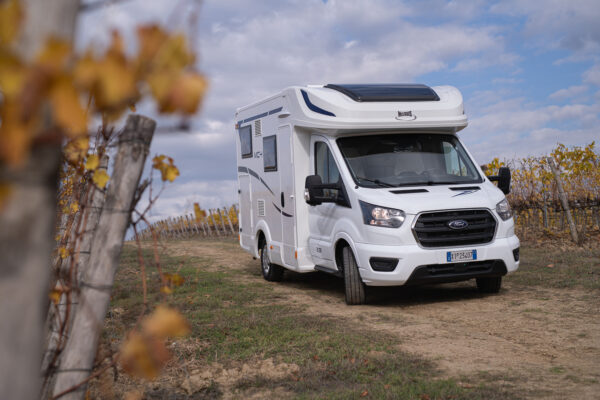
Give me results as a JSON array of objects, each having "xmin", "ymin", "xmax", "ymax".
[{"xmin": 234, "ymin": 84, "xmax": 519, "ymax": 305}]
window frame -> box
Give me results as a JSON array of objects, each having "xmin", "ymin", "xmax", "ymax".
[
  {"xmin": 239, "ymin": 125, "xmax": 253, "ymax": 159},
  {"xmin": 263, "ymin": 134, "xmax": 278, "ymax": 172}
]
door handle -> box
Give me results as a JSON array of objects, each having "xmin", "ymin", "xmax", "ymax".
[{"xmin": 281, "ymin": 192, "xmax": 285, "ymax": 208}]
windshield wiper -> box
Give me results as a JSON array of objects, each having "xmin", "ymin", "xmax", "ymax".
[
  {"xmin": 394, "ymin": 180, "xmax": 462, "ymax": 187},
  {"xmin": 394, "ymin": 181, "xmax": 432, "ymax": 187},
  {"xmin": 355, "ymin": 176, "xmax": 396, "ymax": 188}
]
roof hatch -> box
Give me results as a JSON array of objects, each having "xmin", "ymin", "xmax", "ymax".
[{"xmin": 324, "ymin": 84, "xmax": 440, "ymax": 102}]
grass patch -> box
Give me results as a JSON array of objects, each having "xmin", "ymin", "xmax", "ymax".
[
  {"xmin": 506, "ymin": 245, "xmax": 600, "ymax": 290},
  {"xmin": 107, "ymin": 244, "xmax": 522, "ymax": 399}
]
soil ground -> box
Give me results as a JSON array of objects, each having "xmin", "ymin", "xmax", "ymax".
[
  {"xmin": 95, "ymin": 238, "xmax": 600, "ymax": 399},
  {"xmin": 168, "ymin": 239, "xmax": 600, "ymax": 399}
]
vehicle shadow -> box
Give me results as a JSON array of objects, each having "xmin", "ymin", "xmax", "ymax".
[{"xmin": 280, "ymin": 270, "xmax": 496, "ymax": 307}]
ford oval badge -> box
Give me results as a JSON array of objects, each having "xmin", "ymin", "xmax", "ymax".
[{"xmin": 448, "ymin": 219, "xmax": 469, "ymax": 230}]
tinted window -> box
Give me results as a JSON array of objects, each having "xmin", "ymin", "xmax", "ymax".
[
  {"xmin": 315, "ymin": 142, "xmax": 340, "ymax": 184},
  {"xmin": 239, "ymin": 125, "xmax": 252, "ymax": 158},
  {"xmin": 324, "ymin": 84, "xmax": 439, "ymax": 102},
  {"xmin": 337, "ymin": 134, "xmax": 481, "ymax": 188},
  {"xmin": 263, "ymin": 135, "xmax": 277, "ymax": 171}
]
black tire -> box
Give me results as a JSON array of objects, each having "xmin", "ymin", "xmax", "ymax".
[
  {"xmin": 260, "ymin": 241, "xmax": 284, "ymax": 282},
  {"xmin": 342, "ymin": 246, "xmax": 366, "ymax": 305},
  {"xmin": 476, "ymin": 276, "xmax": 502, "ymax": 293}
]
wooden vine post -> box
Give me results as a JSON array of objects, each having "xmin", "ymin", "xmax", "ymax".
[
  {"xmin": 0, "ymin": 1, "xmax": 80, "ymax": 399},
  {"xmin": 52, "ymin": 115, "xmax": 156, "ymax": 399},
  {"xmin": 547, "ymin": 157, "xmax": 579, "ymax": 244},
  {"xmin": 223, "ymin": 207, "xmax": 235, "ymax": 234}
]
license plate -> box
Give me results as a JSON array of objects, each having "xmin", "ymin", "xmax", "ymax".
[{"xmin": 447, "ymin": 249, "xmax": 477, "ymax": 263}]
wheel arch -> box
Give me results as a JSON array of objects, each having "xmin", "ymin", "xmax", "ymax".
[{"xmin": 334, "ymin": 233, "xmax": 360, "ymax": 272}]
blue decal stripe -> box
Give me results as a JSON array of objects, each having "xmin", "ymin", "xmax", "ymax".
[
  {"xmin": 238, "ymin": 166, "xmax": 274, "ymax": 195},
  {"xmin": 243, "ymin": 112, "xmax": 268, "ymax": 124},
  {"xmin": 300, "ymin": 89, "xmax": 336, "ymax": 117},
  {"xmin": 237, "ymin": 107, "xmax": 285, "ymax": 126},
  {"xmin": 272, "ymin": 202, "xmax": 293, "ymax": 218}
]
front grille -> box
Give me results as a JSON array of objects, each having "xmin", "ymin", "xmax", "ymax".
[{"xmin": 413, "ymin": 209, "xmax": 496, "ymax": 248}]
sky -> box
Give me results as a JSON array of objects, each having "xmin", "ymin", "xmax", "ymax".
[{"xmin": 78, "ymin": 0, "xmax": 600, "ymax": 221}]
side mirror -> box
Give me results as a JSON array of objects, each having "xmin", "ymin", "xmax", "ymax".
[
  {"xmin": 304, "ymin": 175, "xmax": 324, "ymax": 206},
  {"xmin": 489, "ymin": 166, "xmax": 511, "ymax": 195}
]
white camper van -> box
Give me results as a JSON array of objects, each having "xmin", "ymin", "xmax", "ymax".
[{"xmin": 234, "ymin": 84, "xmax": 519, "ymax": 305}]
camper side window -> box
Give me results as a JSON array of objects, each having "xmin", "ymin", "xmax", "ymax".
[
  {"xmin": 239, "ymin": 125, "xmax": 252, "ymax": 158},
  {"xmin": 315, "ymin": 142, "xmax": 342, "ymax": 201},
  {"xmin": 263, "ymin": 135, "xmax": 277, "ymax": 171}
]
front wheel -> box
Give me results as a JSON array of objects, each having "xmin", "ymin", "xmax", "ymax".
[
  {"xmin": 260, "ymin": 242, "xmax": 284, "ymax": 282},
  {"xmin": 342, "ymin": 246, "xmax": 366, "ymax": 305},
  {"xmin": 476, "ymin": 276, "xmax": 502, "ymax": 293}
]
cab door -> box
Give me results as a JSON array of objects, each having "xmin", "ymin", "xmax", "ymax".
[{"xmin": 307, "ymin": 136, "xmax": 345, "ymax": 267}]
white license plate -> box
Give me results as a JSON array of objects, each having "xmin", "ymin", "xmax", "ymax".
[{"xmin": 446, "ymin": 249, "xmax": 477, "ymax": 263}]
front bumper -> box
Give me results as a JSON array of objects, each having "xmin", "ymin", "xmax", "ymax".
[{"xmin": 355, "ymin": 235, "xmax": 520, "ymax": 286}]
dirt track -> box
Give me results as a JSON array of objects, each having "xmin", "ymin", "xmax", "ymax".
[{"xmin": 167, "ymin": 240, "xmax": 600, "ymax": 399}]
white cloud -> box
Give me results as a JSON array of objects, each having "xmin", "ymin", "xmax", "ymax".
[
  {"xmin": 77, "ymin": 0, "xmax": 600, "ymax": 218},
  {"xmin": 549, "ymin": 85, "xmax": 588, "ymax": 100},
  {"xmin": 491, "ymin": 0, "xmax": 600, "ymax": 58},
  {"xmin": 583, "ymin": 63, "xmax": 600, "ymax": 86}
]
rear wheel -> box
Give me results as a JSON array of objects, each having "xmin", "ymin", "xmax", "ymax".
[
  {"xmin": 342, "ymin": 246, "xmax": 366, "ymax": 305},
  {"xmin": 260, "ymin": 242, "xmax": 284, "ymax": 282},
  {"xmin": 476, "ymin": 276, "xmax": 502, "ymax": 293}
]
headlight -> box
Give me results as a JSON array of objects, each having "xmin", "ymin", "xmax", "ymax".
[
  {"xmin": 359, "ymin": 201, "xmax": 405, "ymax": 228},
  {"xmin": 496, "ymin": 198, "xmax": 513, "ymax": 221}
]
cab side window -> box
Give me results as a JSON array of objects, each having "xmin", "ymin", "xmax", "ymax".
[
  {"xmin": 315, "ymin": 142, "xmax": 340, "ymax": 184},
  {"xmin": 315, "ymin": 141, "xmax": 343, "ymax": 200}
]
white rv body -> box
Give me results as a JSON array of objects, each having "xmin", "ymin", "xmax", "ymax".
[{"xmin": 235, "ymin": 84, "xmax": 519, "ymax": 302}]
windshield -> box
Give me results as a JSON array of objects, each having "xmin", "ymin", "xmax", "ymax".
[{"xmin": 337, "ymin": 133, "xmax": 482, "ymax": 188}]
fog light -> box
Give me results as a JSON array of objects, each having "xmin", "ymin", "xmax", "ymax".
[
  {"xmin": 370, "ymin": 257, "xmax": 399, "ymax": 272},
  {"xmin": 512, "ymin": 247, "xmax": 520, "ymax": 262}
]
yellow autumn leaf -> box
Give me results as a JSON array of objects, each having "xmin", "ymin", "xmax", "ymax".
[
  {"xmin": 168, "ymin": 73, "xmax": 208, "ymax": 114},
  {"xmin": 92, "ymin": 169, "xmax": 110, "ymax": 189},
  {"xmin": 164, "ymin": 164, "xmax": 179, "ymax": 182},
  {"xmin": 0, "ymin": 183, "xmax": 12, "ymax": 210},
  {"xmin": 164, "ymin": 272, "xmax": 184, "ymax": 287},
  {"xmin": 0, "ymin": 100, "xmax": 35, "ymax": 166},
  {"xmin": 96, "ymin": 55, "xmax": 138, "ymax": 109},
  {"xmin": 120, "ymin": 332, "xmax": 170, "ymax": 380},
  {"xmin": 70, "ymin": 202, "xmax": 79, "ymax": 213},
  {"xmin": 63, "ymin": 136, "xmax": 90, "ymax": 163},
  {"xmin": 147, "ymin": 70, "xmax": 176, "ymax": 112},
  {"xmin": 85, "ymin": 154, "xmax": 99, "ymax": 170},
  {"xmin": 142, "ymin": 306, "xmax": 190, "ymax": 338},
  {"xmin": 49, "ymin": 289, "xmax": 61, "ymax": 305},
  {"xmin": 58, "ymin": 247, "xmax": 69, "ymax": 259},
  {"xmin": 50, "ymin": 77, "xmax": 88, "ymax": 137},
  {"xmin": 193, "ymin": 202, "xmax": 205, "ymax": 222},
  {"xmin": 153, "ymin": 34, "xmax": 194, "ymax": 71},
  {"xmin": 160, "ymin": 286, "xmax": 173, "ymax": 295},
  {"xmin": 0, "ymin": 0, "xmax": 23, "ymax": 45},
  {"xmin": 0, "ymin": 51, "xmax": 26, "ymax": 98},
  {"xmin": 36, "ymin": 37, "xmax": 71, "ymax": 72},
  {"xmin": 73, "ymin": 50, "xmax": 100, "ymax": 89},
  {"xmin": 137, "ymin": 24, "xmax": 169, "ymax": 63}
]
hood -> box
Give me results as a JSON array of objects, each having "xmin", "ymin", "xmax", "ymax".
[{"xmin": 355, "ymin": 182, "xmax": 503, "ymax": 215}]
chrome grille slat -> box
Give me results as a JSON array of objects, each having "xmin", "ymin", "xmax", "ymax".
[{"xmin": 413, "ymin": 209, "xmax": 496, "ymax": 248}]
